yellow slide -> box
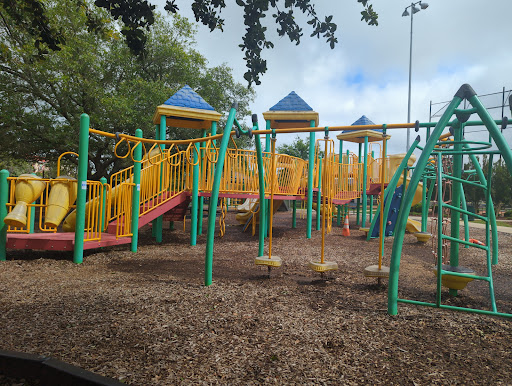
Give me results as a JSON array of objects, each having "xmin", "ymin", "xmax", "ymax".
[
  {"xmin": 235, "ymin": 199, "xmax": 283, "ymax": 225},
  {"xmin": 237, "ymin": 198, "xmax": 258, "ymax": 213},
  {"xmin": 406, "ymin": 218, "xmax": 421, "ymax": 233}
]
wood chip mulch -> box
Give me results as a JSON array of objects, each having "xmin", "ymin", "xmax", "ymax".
[{"xmin": 1, "ymin": 212, "xmax": 511, "ymax": 385}]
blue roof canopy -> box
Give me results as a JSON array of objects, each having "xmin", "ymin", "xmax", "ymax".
[
  {"xmin": 163, "ymin": 85, "xmax": 215, "ymax": 111},
  {"xmin": 269, "ymin": 91, "xmax": 313, "ymax": 111},
  {"xmin": 342, "ymin": 115, "xmax": 381, "ymax": 133}
]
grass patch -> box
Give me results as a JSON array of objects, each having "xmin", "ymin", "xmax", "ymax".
[{"xmin": 472, "ymin": 219, "xmax": 512, "ymax": 228}]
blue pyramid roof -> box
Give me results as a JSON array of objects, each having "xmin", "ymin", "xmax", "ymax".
[
  {"xmin": 163, "ymin": 85, "xmax": 215, "ymax": 111},
  {"xmin": 343, "ymin": 115, "xmax": 381, "ymax": 133},
  {"xmin": 269, "ymin": 91, "xmax": 313, "ymax": 111}
]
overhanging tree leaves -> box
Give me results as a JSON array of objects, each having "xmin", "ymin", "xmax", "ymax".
[
  {"xmin": 1, "ymin": 0, "xmax": 378, "ymax": 86},
  {"xmin": 0, "ymin": 0, "xmax": 254, "ymax": 178}
]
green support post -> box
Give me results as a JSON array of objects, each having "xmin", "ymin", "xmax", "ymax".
[
  {"xmin": 369, "ymin": 150, "xmax": 375, "ymax": 225},
  {"xmin": 361, "ymin": 136, "xmax": 369, "ymax": 227},
  {"xmin": 306, "ymin": 120, "xmax": 316, "ymax": 239},
  {"xmin": 448, "ymin": 125, "xmax": 463, "ymax": 296},
  {"xmin": 205, "ymin": 103, "xmax": 238, "ymax": 286},
  {"xmin": 190, "ymin": 142, "xmax": 199, "ymax": 246},
  {"xmin": 0, "ymin": 169, "xmax": 9, "ymax": 261},
  {"xmin": 154, "ymin": 116, "xmax": 167, "ymax": 243},
  {"xmin": 29, "ymin": 202, "xmax": 35, "ymax": 234},
  {"xmin": 151, "ymin": 124, "xmax": 159, "ymax": 239},
  {"xmin": 211, "ymin": 121, "xmax": 217, "ymax": 144},
  {"xmin": 73, "ymin": 114, "xmax": 90, "ymax": 264},
  {"xmin": 198, "ymin": 129, "xmax": 207, "ymax": 236},
  {"xmin": 421, "ymin": 175, "xmax": 428, "ymax": 233},
  {"xmin": 252, "ymin": 115, "xmax": 266, "ymax": 257},
  {"xmin": 265, "ymin": 120, "xmax": 271, "ymax": 152},
  {"xmin": 356, "ymin": 143, "xmax": 362, "ymax": 226},
  {"xmin": 292, "ymin": 200, "xmax": 297, "ymax": 229},
  {"xmin": 100, "ymin": 177, "xmax": 107, "ymax": 232},
  {"xmin": 337, "ymin": 139, "xmax": 343, "ymax": 226},
  {"xmin": 460, "ymin": 185, "xmax": 470, "ymax": 248},
  {"xmin": 316, "ymin": 157, "xmax": 322, "ymax": 231},
  {"xmin": 130, "ymin": 129, "xmax": 143, "ymax": 252}
]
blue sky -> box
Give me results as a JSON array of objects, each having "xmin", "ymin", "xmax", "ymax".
[{"xmin": 153, "ymin": 0, "xmax": 512, "ymax": 157}]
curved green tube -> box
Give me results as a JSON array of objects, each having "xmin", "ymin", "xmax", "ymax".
[
  {"xmin": 204, "ymin": 104, "xmax": 238, "ymax": 286},
  {"xmin": 388, "ymin": 95, "xmax": 463, "ymax": 315}
]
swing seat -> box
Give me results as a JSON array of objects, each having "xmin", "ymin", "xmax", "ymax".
[
  {"xmin": 255, "ymin": 256, "xmax": 282, "ymax": 267},
  {"xmin": 414, "ymin": 232, "xmax": 432, "ymax": 243},
  {"xmin": 363, "ymin": 264, "xmax": 390, "ymax": 278},
  {"xmin": 433, "ymin": 264, "xmax": 475, "ymax": 290},
  {"xmin": 309, "ymin": 261, "xmax": 338, "ymax": 272}
]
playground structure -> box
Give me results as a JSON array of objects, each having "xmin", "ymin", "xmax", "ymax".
[{"xmin": 1, "ymin": 84, "xmax": 511, "ymax": 319}]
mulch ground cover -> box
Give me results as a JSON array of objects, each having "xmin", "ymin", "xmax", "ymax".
[{"xmin": 1, "ymin": 211, "xmax": 511, "ymax": 385}]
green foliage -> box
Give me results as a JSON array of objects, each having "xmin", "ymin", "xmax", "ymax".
[
  {"xmin": 410, "ymin": 203, "xmax": 422, "ymax": 214},
  {"xmin": 2, "ymin": 0, "xmax": 379, "ymax": 86},
  {"xmin": 463, "ymin": 155, "xmax": 512, "ymax": 216},
  {"xmin": 0, "ymin": 1, "xmax": 254, "ymax": 178},
  {"xmin": 504, "ymin": 210, "xmax": 512, "ymax": 219},
  {"xmin": 0, "ymin": 159, "xmax": 34, "ymax": 177},
  {"xmin": 277, "ymin": 136, "xmax": 310, "ymax": 160},
  {"xmin": 491, "ymin": 158, "xmax": 512, "ymax": 214}
]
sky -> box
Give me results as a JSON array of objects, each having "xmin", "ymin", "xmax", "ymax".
[{"xmin": 152, "ymin": 0, "xmax": 512, "ymax": 158}]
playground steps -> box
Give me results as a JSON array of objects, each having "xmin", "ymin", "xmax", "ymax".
[
  {"xmin": 162, "ymin": 198, "xmax": 190, "ymax": 221},
  {"xmin": 6, "ymin": 232, "xmax": 131, "ymax": 251},
  {"xmin": 108, "ymin": 191, "xmax": 190, "ymax": 233}
]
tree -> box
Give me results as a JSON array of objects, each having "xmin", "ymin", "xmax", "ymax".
[
  {"xmin": 0, "ymin": 0, "xmax": 254, "ymax": 178},
  {"xmin": 491, "ymin": 158, "xmax": 512, "ymax": 216},
  {"xmin": 0, "ymin": 0, "xmax": 379, "ymax": 86},
  {"xmin": 277, "ymin": 136, "xmax": 310, "ymax": 160}
]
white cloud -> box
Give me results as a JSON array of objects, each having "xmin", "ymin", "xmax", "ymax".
[{"xmin": 152, "ymin": 0, "xmax": 512, "ymax": 156}]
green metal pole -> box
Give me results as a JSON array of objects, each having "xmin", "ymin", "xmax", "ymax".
[
  {"xmin": 154, "ymin": 117, "xmax": 167, "ymax": 242},
  {"xmin": 485, "ymin": 153, "xmax": 497, "ymax": 312},
  {"xmin": 265, "ymin": 120, "xmax": 271, "ymax": 152},
  {"xmin": 292, "ymin": 200, "xmax": 297, "ymax": 228},
  {"xmin": 253, "ymin": 115, "xmax": 266, "ymax": 257},
  {"xmin": 421, "ymin": 174, "xmax": 428, "ymax": 232},
  {"xmin": 190, "ymin": 142, "xmax": 199, "ymax": 246},
  {"xmin": 0, "ymin": 169, "xmax": 9, "ymax": 261},
  {"xmin": 306, "ymin": 120, "xmax": 316, "ymax": 238},
  {"xmin": 198, "ymin": 129, "xmax": 207, "ymax": 236},
  {"xmin": 130, "ymin": 129, "xmax": 143, "ymax": 252},
  {"xmin": 205, "ymin": 103, "xmax": 238, "ymax": 286},
  {"xmin": 361, "ymin": 136, "xmax": 369, "ymax": 227},
  {"xmin": 460, "ymin": 185, "xmax": 470, "ymax": 248},
  {"xmin": 356, "ymin": 142, "xmax": 362, "ymax": 226},
  {"xmin": 152, "ymin": 124, "xmax": 159, "ymax": 239},
  {"xmin": 316, "ymin": 157, "xmax": 322, "ymax": 231},
  {"xmin": 449, "ymin": 124, "xmax": 463, "ymax": 296},
  {"xmin": 337, "ymin": 139, "xmax": 343, "ymax": 226},
  {"xmin": 211, "ymin": 121, "xmax": 217, "ymax": 145},
  {"xmin": 100, "ymin": 177, "xmax": 107, "ymax": 232},
  {"xmin": 369, "ymin": 150, "xmax": 375, "ymax": 226},
  {"xmin": 73, "ymin": 113, "xmax": 90, "ymax": 264}
]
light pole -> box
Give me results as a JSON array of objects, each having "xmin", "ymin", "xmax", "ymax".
[{"xmin": 403, "ymin": 1, "xmax": 429, "ymax": 151}]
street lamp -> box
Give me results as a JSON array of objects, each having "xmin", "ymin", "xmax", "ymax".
[{"xmin": 403, "ymin": 1, "xmax": 429, "ymax": 151}]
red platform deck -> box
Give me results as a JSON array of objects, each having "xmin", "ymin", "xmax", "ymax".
[{"xmin": 6, "ymin": 232, "xmax": 131, "ymax": 251}]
